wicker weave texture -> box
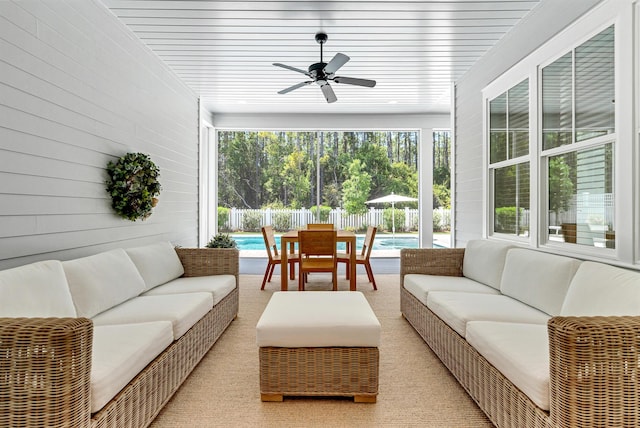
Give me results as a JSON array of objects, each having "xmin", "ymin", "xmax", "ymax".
[
  {"xmin": 0, "ymin": 318, "xmax": 93, "ymax": 428},
  {"xmin": 548, "ymin": 316, "xmax": 640, "ymax": 428},
  {"xmin": 400, "ymin": 248, "xmax": 464, "ymax": 285},
  {"xmin": 259, "ymin": 347, "xmax": 379, "ymax": 398},
  {"xmin": 176, "ymin": 248, "xmax": 239, "ymax": 281},
  {"xmin": 401, "ymin": 287, "xmax": 550, "ymax": 428}
]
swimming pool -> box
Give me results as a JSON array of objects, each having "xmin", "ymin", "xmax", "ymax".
[{"xmin": 232, "ymin": 234, "xmax": 422, "ymax": 251}]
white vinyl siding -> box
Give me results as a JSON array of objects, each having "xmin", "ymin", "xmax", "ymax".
[{"xmin": 0, "ymin": 0, "xmax": 199, "ymax": 270}]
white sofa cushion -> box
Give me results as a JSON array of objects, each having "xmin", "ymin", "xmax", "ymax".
[
  {"xmin": 561, "ymin": 261, "xmax": 640, "ymax": 316},
  {"xmin": 143, "ymin": 274, "xmax": 235, "ymax": 306},
  {"xmin": 0, "ymin": 260, "xmax": 76, "ymax": 317},
  {"xmin": 92, "ymin": 293, "xmax": 213, "ymax": 339},
  {"xmin": 404, "ymin": 274, "xmax": 500, "ymax": 305},
  {"xmin": 256, "ymin": 291, "xmax": 381, "ymax": 347},
  {"xmin": 500, "ymin": 249, "xmax": 581, "ymax": 316},
  {"xmin": 462, "ymin": 240, "xmax": 514, "ymax": 289},
  {"xmin": 466, "ymin": 321, "xmax": 550, "ymax": 410},
  {"xmin": 426, "ymin": 292, "xmax": 550, "ymax": 337},
  {"xmin": 63, "ymin": 249, "xmax": 145, "ymax": 318},
  {"xmin": 125, "ymin": 242, "xmax": 185, "ymax": 291},
  {"xmin": 91, "ymin": 321, "xmax": 173, "ymax": 413}
]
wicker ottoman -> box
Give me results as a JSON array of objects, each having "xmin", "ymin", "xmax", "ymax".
[{"xmin": 256, "ymin": 291, "xmax": 381, "ymax": 403}]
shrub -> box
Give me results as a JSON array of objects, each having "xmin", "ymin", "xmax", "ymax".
[
  {"xmin": 383, "ymin": 208, "xmax": 406, "ymax": 232},
  {"xmin": 205, "ymin": 233, "xmax": 237, "ymax": 249},
  {"xmin": 217, "ymin": 207, "xmax": 230, "ymax": 231},
  {"xmin": 242, "ymin": 211, "xmax": 262, "ymax": 232},
  {"xmin": 272, "ymin": 211, "xmax": 291, "ymax": 232},
  {"xmin": 310, "ymin": 205, "xmax": 332, "ymax": 222},
  {"xmin": 494, "ymin": 206, "xmax": 528, "ymax": 234},
  {"xmin": 432, "ymin": 209, "xmax": 442, "ymax": 232}
]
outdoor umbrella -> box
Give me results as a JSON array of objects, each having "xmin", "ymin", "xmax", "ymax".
[{"xmin": 366, "ymin": 193, "xmax": 418, "ymax": 239}]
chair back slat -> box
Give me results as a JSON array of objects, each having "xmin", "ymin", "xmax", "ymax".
[
  {"xmin": 261, "ymin": 226, "xmax": 279, "ymax": 259},
  {"xmin": 299, "ymin": 230, "xmax": 337, "ymax": 258},
  {"xmin": 361, "ymin": 226, "xmax": 377, "ymax": 258},
  {"xmin": 307, "ymin": 223, "xmax": 334, "ymax": 230}
]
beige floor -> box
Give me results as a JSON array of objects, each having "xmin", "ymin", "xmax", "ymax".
[{"xmin": 149, "ymin": 274, "xmax": 493, "ymax": 428}]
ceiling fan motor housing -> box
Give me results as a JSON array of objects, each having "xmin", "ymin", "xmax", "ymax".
[
  {"xmin": 315, "ymin": 32, "xmax": 328, "ymax": 44},
  {"xmin": 308, "ymin": 62, "xmax": 328, "ymax": 79}
]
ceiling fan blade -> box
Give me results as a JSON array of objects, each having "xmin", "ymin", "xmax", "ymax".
[
  {"xmin": 320, "ymin": 83, "xmax": 337, "ymax": 103},
  {"xmin": 333, "ymin": 76, "xmax": 377, "ymax": 88},
  {"xmin": 273, "ymin": 63, "xmax": 310, "ymax": 76},
  {"xmin": 323, "ymin": 53, "xmax": 350, "ymax": 75},
  {"xmin": 278, "ymin": 81, "xmax": 312, "ymax": 94}
]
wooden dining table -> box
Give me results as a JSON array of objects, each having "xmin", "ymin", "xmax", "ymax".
[{"xmin": 280, "ymin": 229, "xmax": 357, "ymax": 291}]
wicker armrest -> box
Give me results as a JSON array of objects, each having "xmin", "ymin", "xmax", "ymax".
[
  {"xmin": 175, "ymin": 248, "xmax": 239, "ymax": 282},
  {"xmin": 0, "ymin": 317, "xmax": 93, "ymax": 428},
  {"xmin": 400, "ymin": 248, "xmax": 465, "ymax": 285},
  {"xmin": 548, "ymin": 316, "xmax": 640, "ymax": 428}
]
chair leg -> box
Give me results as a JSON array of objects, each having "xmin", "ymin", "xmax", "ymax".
[
  {"xmin": 365, "ymin": 262, "xmax": 377, "ymax": 290},
  {"xmin": 332, "ymin": 269, "xmax": 338, "ymax": 291},
  {"xmin": 289, "ymin": 260, "xmax": 295, "ymax": 279},
  {"xmin": 267, "ymin": 263, "xmax": 275, "ymax": 282},
  {"xmin": 261, "ymin": 263, "xmax": 273, "ymax": 290},
  {"xmin": 345, "ymin": 261, "xmax": 350, "ymax": 280},
  {"xmin": 298, "ymin": 269, "xmax": 305, "ymax": 291}
]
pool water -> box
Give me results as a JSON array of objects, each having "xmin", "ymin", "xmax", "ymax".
[{"xmin": 232, "ymin": 234, "xmax": 421, "ymax": 251}]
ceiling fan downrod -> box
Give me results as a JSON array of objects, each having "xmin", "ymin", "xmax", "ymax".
[{"xmin": 315, "ymin": 32, "xmax": 328, "ymax": 64}]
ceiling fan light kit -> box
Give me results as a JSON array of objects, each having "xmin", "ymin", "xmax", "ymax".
[{"xmin": 273, "ymin": 32, "xmax": 376, "ymax": 103}]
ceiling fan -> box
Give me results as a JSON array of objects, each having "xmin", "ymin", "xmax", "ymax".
[{"xmin": 273, "ymin": 32, "xmax": 376, "ymax": 103}]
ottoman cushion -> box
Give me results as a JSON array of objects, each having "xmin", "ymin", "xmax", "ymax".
[{"xmin": 256, "ymin": 291, "xmax": 380, "ymax": 347}]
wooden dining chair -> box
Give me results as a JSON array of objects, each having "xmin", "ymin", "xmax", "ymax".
[
  {"xmin": 261, "ymin": 226, "xmax": 298, "ymax": 290},
  {"xmin": 337, "ymin": 226, "xmax": 378, "ymax": 290},
  {"xmin": 298, "ymin": 230, "xmax": 338, "ymax": 291},
  {"xmin": 307, "ymin": 223, "xmax": 334, "ymax": 230}
]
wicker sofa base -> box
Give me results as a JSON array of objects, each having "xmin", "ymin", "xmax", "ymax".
[
  {"xmin": 401, "ymin": 286, "xmax": 550, "ymax": 428},
  {"xmin": 259, "ymin": 346, "xmax": 379, "ymax": 403},
  {"xmin": 91, "ymin": 287, "xmax": 238, "ymax": 428}
]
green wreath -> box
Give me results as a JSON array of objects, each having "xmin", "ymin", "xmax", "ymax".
[{"xmin": 106, "ymin": 152, "xmax": 161, "ymax": 221}]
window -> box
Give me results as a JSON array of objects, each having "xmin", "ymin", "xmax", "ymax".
[
  {"xmin": 488, "ymin": 79, "xmax": 530, "ymax": 238},
  {"xmin": 543, "ymin": 26, "xmax": 615, "ymax": 249}
]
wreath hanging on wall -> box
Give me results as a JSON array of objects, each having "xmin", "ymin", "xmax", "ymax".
[{"xmin": 106, "ymin": 152, "xmax": 161, "ymax": 221}]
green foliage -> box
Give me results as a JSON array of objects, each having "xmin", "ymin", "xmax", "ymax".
[
  {"xmin": 342, "ymin": 159, "xmax": 372, "ymax": 215},
  {"xmin": 105, "ymin": 152, "xmax": 161, "ymax": 221},
  {"xmin": 205, "ymin": 233, "xmax": 237, "ymax": 249},
  {"xmin": 242, "ymin": 211, "xmax": 262, "ymax": 232},
  {"xmin": 217, "ymin": 130, "xmax": 427, "ymax": 209},
  {"xmin": 383, "ymin": 208, "xmax": 406, "ymax": 232},
  {"xmin": 310, "ymin": 205, "xmax": 332, "ymax": 222},
  {"xmin": 387, "ymin": 162, "xmax": 418, "ymax": 199},
  {"xmin": 548, "ymin": 156, "xmax": 574, "ymax": 213},
  {"xmin": 433, "ymin": 209, "xmax": 443, "ymax": 232},
  {"xmin": 494, "ymin": 207, "xmax": 527, "ymax": 234},
  {"xmin": 321, "ymin": 183, "xmax": 342, "ymax": 208},
  {"xmin": 272, "ymin": 211, "xmax": 291, "ymax": 232},
  {"xmin": 217, "ymin": 206, "xmax": 230, "ymax": 231},
  {"xmin": 433, "ymin": 184, "xmax": 451, "ymax": 209},
  {"xmin": 282, "ymin": 150, "xmax": 312, "ymax": 209}
]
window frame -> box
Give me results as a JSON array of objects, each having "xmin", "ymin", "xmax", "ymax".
[{"xmin": 481, "ymin": 0, "xmax": 636, "ymax": 267}]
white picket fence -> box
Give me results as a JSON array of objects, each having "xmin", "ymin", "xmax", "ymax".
[{"xmin": 222, "ymin": 207, "xmax": 451, "ymax": 232}]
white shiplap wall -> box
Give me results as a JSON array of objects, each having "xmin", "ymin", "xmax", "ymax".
[
  {"xmin": 0, "ymin": 0, "xmax": 199, "ymax": 270},
  {"xmin": 453, "ymin": 0, "xmax": 603, "ymax": 247}
]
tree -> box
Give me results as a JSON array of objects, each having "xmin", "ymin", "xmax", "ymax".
[
  {"xmin": 548, "ymin": 156, "xmax": 574, "ymax": 214},
  {"xmin": 282, "ymin": 150, "xmax": 312, "ymax": 209},
  {"xmin": 342, "ymin": 159, "xmax": 372, "ymax": 215}
]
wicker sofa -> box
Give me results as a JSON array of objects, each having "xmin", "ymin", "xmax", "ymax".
[
  {"xmin": 401, "ymin": 240, "xmax": 640, "ymax": 428},
  {"xmin": 0, "ymin": 242, "xmax": 239, "ymax": 428}
]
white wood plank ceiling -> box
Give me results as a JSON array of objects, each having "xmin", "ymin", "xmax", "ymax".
[{"xmin": 101, "ymin": 1, "xmax": 541, "ymax": 114}]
